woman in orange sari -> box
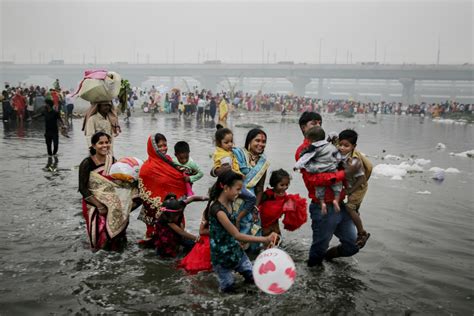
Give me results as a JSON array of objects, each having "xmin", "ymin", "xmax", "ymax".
[{"xmin": 138, "ymin": 133, "xmax": 188, "ymax": 246}]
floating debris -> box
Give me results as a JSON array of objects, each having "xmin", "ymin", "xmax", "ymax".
[{"xmin": 235, "ymin": 123, "xmax": 263, "ymax": 129}]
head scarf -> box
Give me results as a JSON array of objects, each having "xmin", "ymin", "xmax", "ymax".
[
  {"xmin": 82, "ymin": 102, "xmax": 120, "ymax": 135},
  {"xmin": 138, "ymin": 134, "xmax": 187, "ymax": 210}
]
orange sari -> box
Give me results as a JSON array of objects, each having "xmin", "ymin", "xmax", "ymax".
[{"xmin": 138, "ymin": 135, "xmax": 187, "ymax": 239}]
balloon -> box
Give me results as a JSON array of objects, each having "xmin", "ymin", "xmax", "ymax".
[
  {"xmin": 252, "ymin": 248, "xmax": 296, "ymax": 295},
  {"xmin": 110, "ymin": 157, "xmax": 144, "ymax": 182}
]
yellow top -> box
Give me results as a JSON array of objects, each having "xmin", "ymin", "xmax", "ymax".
[
  {"xmin": 212, "ymin": 147, "xmax": 241, "ymax": 174},
  {"xmin": 219, "ymin": 99, "xmax": 228, "ymax": 120}
]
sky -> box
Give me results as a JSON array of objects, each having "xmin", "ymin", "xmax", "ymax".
[{"xmin": 1, "ymin": 0, "xmax": 472, "ymax": 65}]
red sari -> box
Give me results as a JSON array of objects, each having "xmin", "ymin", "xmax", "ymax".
[
  {"xmin": 259, "ymin": 188, "xmax": 308, "ymax": 232},
  {"xmin": 138, "ymin": 135, "xmax": 187, "ymax": 240}
]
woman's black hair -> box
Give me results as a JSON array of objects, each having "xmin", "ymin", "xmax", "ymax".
[
  {"xmin": 89, "ymin": 131, "xmax": 111, "ymax": 155},
  {"xmin": 162, "ymin": 193, "xmax": 185, "ymax": 211},
  {"xmin": 203, "ymin": 170, "xmax": 244, "ymax": 221},
  {"xmin": 244, "ymin": 128, "xmax": 267, "ymax": 150},
  {"xmin": 154, "ymin": 133, "xmax": 167, "ymax": 144},
  {"xmin": 269, "ymin": 168, "xmax": 291, "ymax": 188},
  {"xmin": 215, "ymin": 126, "xmax": 233, "ymax": 147}
]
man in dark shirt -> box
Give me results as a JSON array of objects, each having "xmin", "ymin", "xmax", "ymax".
[{"xmin": 44, "ymin": 98, "xmax": 64, "ymax": 156}]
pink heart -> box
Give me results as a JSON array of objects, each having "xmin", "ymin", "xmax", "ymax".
[
  {"xmin": 268, "ymin": 282, "xmax": 286, "ymax": 294},
  {"xmin": 258, "ymin": 260, "xmax": 276, "ymax": 275},
  {"xmin": 285, "ymin": 267, "xmax": 296, "ymax": 281}
]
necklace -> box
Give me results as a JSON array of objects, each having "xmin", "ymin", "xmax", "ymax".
[{"xmin": 249, "ymin": 152, "xmax": 259, "ymax": 162}]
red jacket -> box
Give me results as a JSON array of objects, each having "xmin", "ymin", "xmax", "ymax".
[{"xmin": 295, "ymin": 138, "xmax": 346, "ymax": 203}]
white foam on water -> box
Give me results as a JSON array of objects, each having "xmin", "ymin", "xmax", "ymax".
[
  {"xmin": 452, "ymin": 150, "xmax": 474, "ymax": 158},
  {"xmin": 433, "ymin": 118, "xmax": 455, "ymax": 124},
  {"xmin": 374, "ymin": 161, "xmax": 426, "ymax": 179},
  {"xmin": 436, "ymin": 143, "xmax": 446, "ymax": 150},
  {"xmin": 384, "ymin": 154, "xmax": 403, "ymax": 161},
  {"xmin": 400, "ymin": 161, "xmax": 424, "ymax": 172},
  {"xmin": 416, "ymin": 190, "xmax": 432, "ymax": 195},
  {"xmin": 445, "ymin": 168, "xmax": 460, "ymax": 173},
  {"xmin": 414, "ymin": 158, "xmax": 431, "ymax": 165},
  {"xmin": 429, "ymin": 167, "xmax": 445, "ymax": 172},
  {"xmin": 373, "ymin": 163, "xmax": 408, "ymax": 177}
]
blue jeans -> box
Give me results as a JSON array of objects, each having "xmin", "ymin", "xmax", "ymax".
[
  {"xmin": 239, "ymin": 187, "xmax": 257, "ymax": 215},
  {"xmin": 213, "ymin": 253, "xmax": 253, "ymax": 290},
  {"xmin": 309, "ymin": 202, "xmax": 359, "ymax": 263}
]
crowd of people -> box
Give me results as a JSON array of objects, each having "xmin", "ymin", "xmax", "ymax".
[
  {"xmin": 4, "ymin": 78, "xmax": 471, "ymax": 294},
  {"xmin": 77, "ymin": 89, "xmax": 369, "ymax": 293},
  {"xmin": 123, "ymin": 86, "xmax": 473, "ymax": 121}
]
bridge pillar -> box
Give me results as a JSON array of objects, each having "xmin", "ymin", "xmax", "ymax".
[
  {"xmin": 288, "ymin": 77, "xmax": 311, "ymax": 97},
  {"xmin": 318, "ymin": 78, "xmax": 326, "ymax": 99},
  {"xmin": 195, "ymin": 76, "xmax": 222, "ymax": 93},
  {"xmin": 399, "ymin": 78, "xmax": 415, "ymax": 106}
]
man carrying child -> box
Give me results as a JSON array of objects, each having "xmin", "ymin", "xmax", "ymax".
[{"xmin": 295, "ymin": 112, "xmax": 364, "ymax": 267}]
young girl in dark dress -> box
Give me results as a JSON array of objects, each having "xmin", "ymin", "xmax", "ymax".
[{"xmin": 205, "ymin": 170, "xmax": 278, "ymax": 293}]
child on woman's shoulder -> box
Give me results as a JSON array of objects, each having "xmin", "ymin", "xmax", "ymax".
[
  {"xmin": 212, "ymin": 125, "xmax": 241, "ymax": 173},
  {"xmin": 259, "ymin": 169, "xmax": 307, "ymax": 237},
  {"xmin": 336, "ymin": 129, "xmax": 372, "ymax": 248},
  {"xmin": 173, "ymin": 141, "xmax": 204, "ymax": 184},
  {"xmin": 212, "ymin": 125, "xmax": 257, "ymax": 230},
  {"xmin": 206, "ymin": 170, "xmax": 278, "ymax": 293}
]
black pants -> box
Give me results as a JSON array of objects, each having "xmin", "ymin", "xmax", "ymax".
[{"xmin": 45, "ymin": 133, "xmax": 59, "ymax": 156}]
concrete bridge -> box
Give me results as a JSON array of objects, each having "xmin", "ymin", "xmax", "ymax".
[{"xmin": 1, "ymin": 63, "xmax": 473, "ymax": 104}]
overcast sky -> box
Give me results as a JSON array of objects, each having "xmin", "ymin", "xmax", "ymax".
[{"xmin": 1, "ymin": 0, "xmax": 472, "ymax": 65}]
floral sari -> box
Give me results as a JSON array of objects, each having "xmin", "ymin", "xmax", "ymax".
[
  {"xmin": 82, "ymin": 155, "xmax": 138, "ymax": 250},
  {"xmin": 138, "ymin": 135, "xmax": 187, "ymax": 240},
  {"xmin": 232, "ymin": 147, "xmax": 270, "ymax": 251}
]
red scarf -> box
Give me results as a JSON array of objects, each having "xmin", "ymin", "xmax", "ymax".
[{"xmin": 139, "ymin": 135, "xmax": 187, "ymax": 209}]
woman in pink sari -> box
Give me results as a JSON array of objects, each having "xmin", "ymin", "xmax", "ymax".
[{"xmin": 78, "ymin": 131, "xmax": 140, "ymax": 251}]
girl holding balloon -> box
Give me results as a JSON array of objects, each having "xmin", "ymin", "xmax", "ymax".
[{"xmin": 204, "ymin": 170, "xmax": 278, "ymax": 293}]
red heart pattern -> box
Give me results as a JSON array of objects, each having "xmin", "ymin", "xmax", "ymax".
[
  {"xmin": 268, "ymin": 282, "xmax": 286, "ymax": 294},
  {"xmin": 285, "ymin": 267, "xmax": 296, "ymax": 281},
  {"xmin": 258, "ymin": 260, "xmax": 276, "ymax": 275}
]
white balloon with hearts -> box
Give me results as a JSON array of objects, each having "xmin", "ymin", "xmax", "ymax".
[{"xmin": 252, "ymin": 248, "xmax": 296, "ymax": 295}]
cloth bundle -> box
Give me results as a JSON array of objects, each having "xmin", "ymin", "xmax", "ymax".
[{"xmin": 73, "ymin": 70, "xmax": 121, "ymax": 103}]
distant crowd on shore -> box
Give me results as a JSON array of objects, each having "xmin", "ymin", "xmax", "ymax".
[{"xmin": 2, "ymin": 80, "xmax": 473, "ymax": 124}]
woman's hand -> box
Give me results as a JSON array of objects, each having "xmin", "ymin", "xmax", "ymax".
[
  {"xmin": 213, "ymin": 164, "xmax": 232, "ymax": 177},
  {"xmin": 97, "ymin": 204, "xmax": 108, "ymax": 215}
]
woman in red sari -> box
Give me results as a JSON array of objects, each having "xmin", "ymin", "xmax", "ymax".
[{"xmin": 138, "ymin": 133, "xmax": 188, "ymax": 246}]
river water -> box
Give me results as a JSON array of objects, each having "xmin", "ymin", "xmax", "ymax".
[{"xmin": 0, "ymin": 112, "xmax": 472, "ymax": 314}]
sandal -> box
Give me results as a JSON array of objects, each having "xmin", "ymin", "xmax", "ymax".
[{"xmin": 356, "ymin": 232, "xmax": 371, "ymax": 249}]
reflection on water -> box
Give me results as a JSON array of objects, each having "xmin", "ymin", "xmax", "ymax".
[{"xmin": 0, "ymin": 112, "xmax": 473, "ymax": 314}]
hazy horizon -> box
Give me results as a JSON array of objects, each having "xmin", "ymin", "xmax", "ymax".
[{"xmin": 1, "ymin": 0, "xmax": 472, "ymax": 65}]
